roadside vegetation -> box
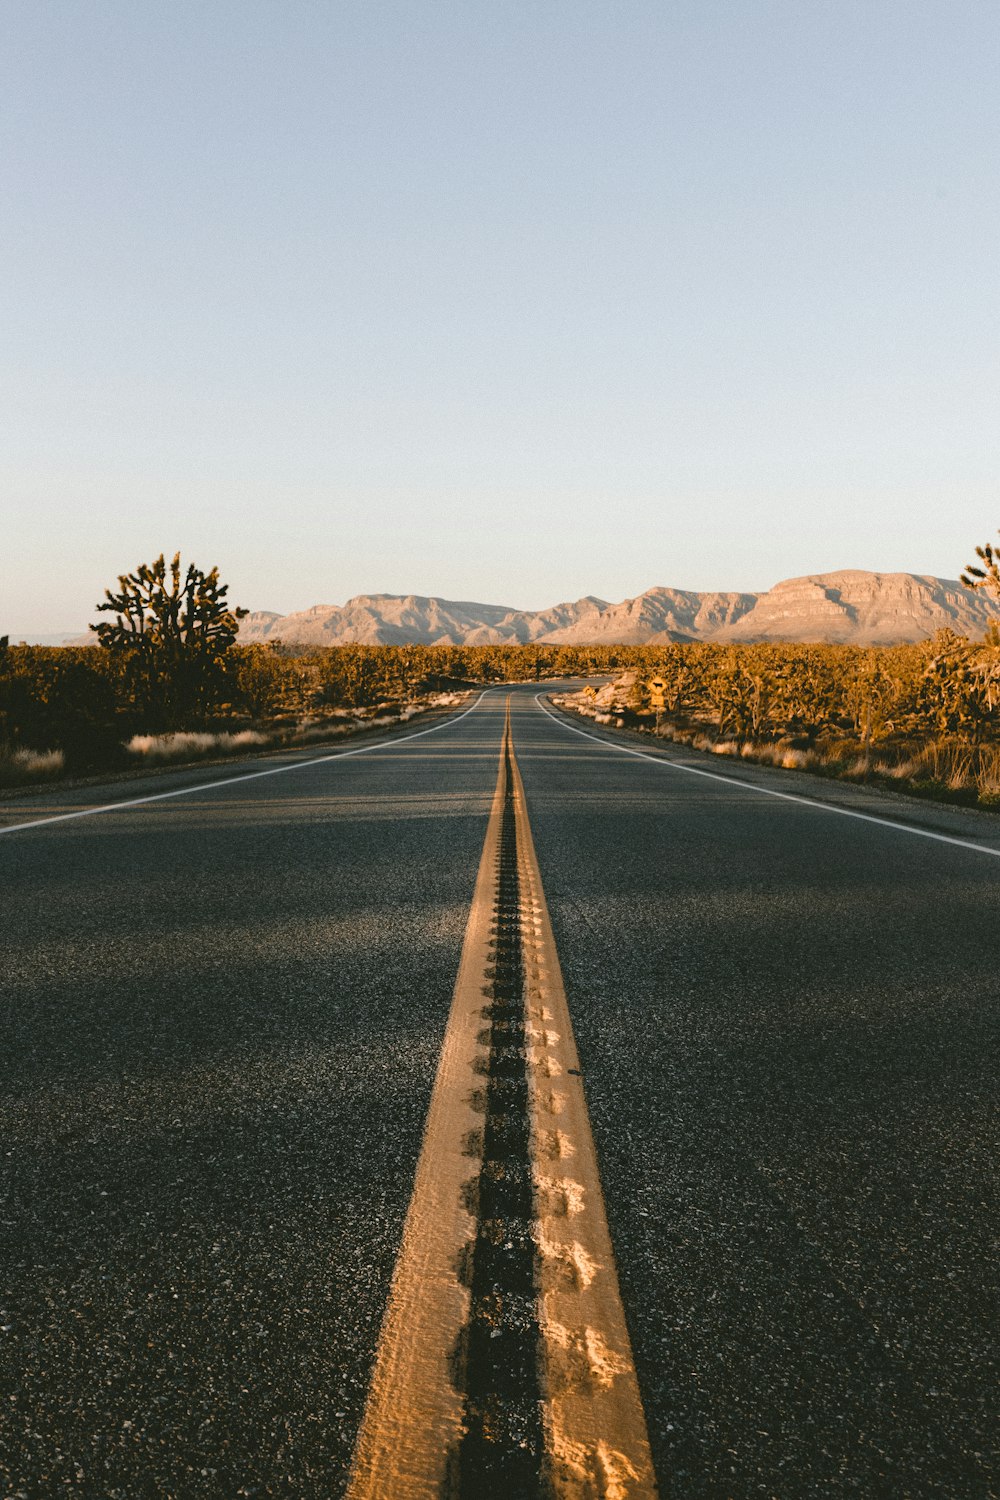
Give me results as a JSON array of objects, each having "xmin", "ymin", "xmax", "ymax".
[
  {"xmin": 0, "ymin": 634, "xmax": 484, "ymax": 788},
  {"xmin": 0, "ymin": 637, "xmax": 642, "ymax": 788},
  {"xmin": 551, "ymin": 631, "xmax": 1000, "ymax": 810},
  {"xmin": 0, "ymin": 552, "xmax": 638, "ymax": 787},
  {"xmin": 11, "ymin": 626, "xmax": 1000, "ymax": 804},
  {"xmin": 545, "ymin": 529, "xmax": 1000, "ymax": 812},
  {"xmin": 7, "ymin": 535, "xmax": 1000, "ymax": 801}
]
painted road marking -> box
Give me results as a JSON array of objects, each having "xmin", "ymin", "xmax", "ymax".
[
  {"xmin": 0, "ymin": 695, "xmax": 486, "ymax": 838},
  {"xmin": 508, "ymin": 721, "xmax": 657, "ymax": 1498},
  {"xmin": 536, "ymin": 693, "xmax": 1000, "ymax": 862},
  {"xmin": 347, "ymin": 703, "xmax": 656, "ymax": 1498}
]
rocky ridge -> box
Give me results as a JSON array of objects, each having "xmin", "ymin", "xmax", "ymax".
[{"xmin": 238, "ymin": 572, "xmax": 1000, "ymax": 647}]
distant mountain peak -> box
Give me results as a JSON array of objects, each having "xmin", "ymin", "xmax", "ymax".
[{"xmin": 235, "ymin": 572, "xmax": 1000, "ymax": 648}]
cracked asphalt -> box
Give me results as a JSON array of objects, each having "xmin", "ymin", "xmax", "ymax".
[{"xmin": 2, "ymin": 689, "xmax": 998, "ymax": 1496}]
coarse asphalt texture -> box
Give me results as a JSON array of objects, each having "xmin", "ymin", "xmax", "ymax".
[{"xmin": 2, "ymin": 688, "xmax": 998, "ymax": 1497}]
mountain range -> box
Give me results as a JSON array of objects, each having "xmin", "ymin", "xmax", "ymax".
[{"xmin": 237, "ymin": 571, "xmax": 1000, "ymax": 648}]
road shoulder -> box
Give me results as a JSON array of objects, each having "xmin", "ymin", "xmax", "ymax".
[
  {"xmin": 539, "ymin": 693, "xmax": 1000, "ymax": 854},
  {"xmin": 0, "ymin": 696, "xmax": 482, "ymax": 832}
]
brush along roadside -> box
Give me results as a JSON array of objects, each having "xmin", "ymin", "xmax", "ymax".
[
  {"xmin": 550, "ymin": 681, "xmax": 1000, "ymax": 813},
  {"xmin": 0, "ymin": 693, "xmax": 472, "ymax": 793}
]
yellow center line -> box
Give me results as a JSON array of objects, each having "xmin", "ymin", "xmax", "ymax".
[{"xmin": 346, "ymin": 700, "xmax": 657, "ymax": 1497}]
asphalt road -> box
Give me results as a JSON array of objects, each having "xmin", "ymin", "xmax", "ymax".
[{"xmin": 2, "ymin": 689, "xmax": 998, "ymax": 1496}]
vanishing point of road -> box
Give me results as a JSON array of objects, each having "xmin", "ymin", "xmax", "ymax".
[{"xmin": 2, "ymin": 688, "xmax": 997, "ymax": 1496}]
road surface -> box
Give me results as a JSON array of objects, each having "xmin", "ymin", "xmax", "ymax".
[{"xmin": 2, "ymin": 688, "xmax": 997, "ymax": 1495}]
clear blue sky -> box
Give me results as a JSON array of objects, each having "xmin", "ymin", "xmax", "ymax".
[{"xmin": 3, "ymin": 1, "xmax": 998, "ymax": 634}]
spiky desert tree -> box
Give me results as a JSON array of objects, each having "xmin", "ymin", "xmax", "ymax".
[
  {"xmin": 0, "ymin": 634, "xmax": 10, "ymax": 749},
  {"xmin": 92, "ymin": 553, "xmax": 247, "ymax": 726},
  {"xmin": 960, "ymin": 534, "xmax": 1000, "ymax": 665},
  {"xmin": 961, "ymin": 533, "xmax": 1000, "ymax": 598}
]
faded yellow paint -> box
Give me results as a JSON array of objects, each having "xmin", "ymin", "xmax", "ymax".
[
  {"xmin": 346, "ymin": 700, "xmax": 657, "ymax": 1497},
  {"xmin": 508, "ymin": 739, "xmax": 658, "ymax": 1498},
  {"xmin": 344, "ymin": 723, "xmax": 507, "ymax": 1499}
]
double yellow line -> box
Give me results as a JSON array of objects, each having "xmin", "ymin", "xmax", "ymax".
[{"xmin": 347, "ymin": 702, "xmax": 656, "ymax": 1497}]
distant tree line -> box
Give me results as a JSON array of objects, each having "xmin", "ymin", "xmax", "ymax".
[
  {"xmin": 4, "ymin": 539, "xmax": 1000, "ymax": 772},
  {"xmin": 617, "ymin": 634, "xmax": 1000, "ymax": 747},
  {"xmin": 6, "ymin": 632, "xmax": 1000, "ymax": 772}
]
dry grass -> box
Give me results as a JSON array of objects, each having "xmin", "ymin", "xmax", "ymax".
[
  {"xmin": 745, "ymin": 742, "xmax": 819, "ymax": 771},
  {"xmin": 756, "ymin": 738, "xmax": 1000, "ymax": 806},
  {"xmin": 780, "ymin": 748, "xmax": 817, "ymax": 770},
  {"xmin": 123, "ymin": 696, "xmax": 461, "ymax": 763},
  {"xmin": 876, "ymin": 758, "xmax": 920, "ymax": 780},
  {"xmin": 284, "ymin": 719, "xmax": 362, "ymax": 747},
  {"xmin": 126, "ymin": 706, "xmax": 427, "ymax": 763},
  {"xmin": 0, "ymin": 747, "xmax": 66, "ymax": 786},
  {"xmin": 556, "ymin": 688, "xmax": 1000, "ymax": 812},
  {"xmin": 126, "ymin": 730, "xmax": 270, "ymax": 762},
  {"xmin": 0, "ymin": 693, "xmax": 470, "ymax": 787}
]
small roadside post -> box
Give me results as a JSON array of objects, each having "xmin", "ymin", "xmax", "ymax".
[{"xmin": 648, "ymin": 676, "xmax": 666, "ymax": 732}]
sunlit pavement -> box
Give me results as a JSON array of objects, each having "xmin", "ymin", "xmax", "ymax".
[{"xmin": 2, "ymin": 688, "xmax": 998, "ymax": 1496}]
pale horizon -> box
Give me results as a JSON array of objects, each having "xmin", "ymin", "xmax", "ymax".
[{"xmin": 4, "ymin": 2, "xmax": 998, "ymax": 635}]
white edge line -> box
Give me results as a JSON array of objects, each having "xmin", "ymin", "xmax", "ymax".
[
  {"xmin": 534, "ymin": 693, "xmax": 1000, "ymax": 861},
  {"xmin": 0, "ymin": 694, "xmax": 490, "ymax": 837}
]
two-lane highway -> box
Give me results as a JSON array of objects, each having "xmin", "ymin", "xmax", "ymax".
[{"xmin": 2, "ymin": 688, "xmax": 998, "ymax": 1495}]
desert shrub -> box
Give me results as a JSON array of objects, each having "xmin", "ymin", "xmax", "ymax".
[{"xmin": 0, "ymin": 646, "xmax": 122, "ymax": 769}]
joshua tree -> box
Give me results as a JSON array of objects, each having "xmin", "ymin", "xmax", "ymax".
[
  {"xmin": 961, "ymin": 533, "xmax": 1000, "ymax": 599},
  {"xmin": 92, "ymin": 553, "xmax": 247, "ymax": 725}
]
